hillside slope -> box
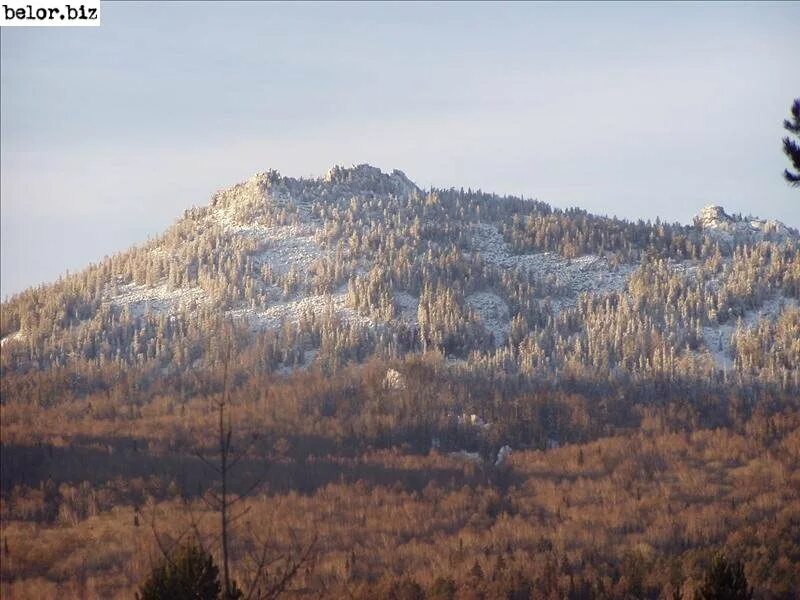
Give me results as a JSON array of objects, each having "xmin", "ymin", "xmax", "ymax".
[{"xmin": 1, "ymin": 164, "xmax": 799, "ymax": 386}]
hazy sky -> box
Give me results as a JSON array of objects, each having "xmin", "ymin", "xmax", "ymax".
[{"xmin": 2, "ymin": 1, "xmax": 799, "ymax": 296}]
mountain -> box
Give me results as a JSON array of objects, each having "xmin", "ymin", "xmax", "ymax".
[
  {"xmin": 1, "ymin": 164, "xmax": 799, "ymax": 386},
  {"xmin": 3, "ymin": 165, "xmax": 800, "ymax": 599}
]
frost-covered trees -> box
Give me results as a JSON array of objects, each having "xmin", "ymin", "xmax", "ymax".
[{"xmin": 2, "ymin": 165, "xmax": 799, "ymax": 390}]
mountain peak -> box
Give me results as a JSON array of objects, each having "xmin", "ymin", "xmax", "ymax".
[
  {"xmin": 323, "ymin": 163, "xmax": 418, "ymax": 194},
  {"xmin": 203, "ymin": 164, "xmax": 421, "ymax": 234},
  {"xmin": 697, "ymin": 205, "xmax": 733, "ymax": 226},
  {"xmin": 694, "ymin": 204, "xmax": 795, "ymax": 245}
]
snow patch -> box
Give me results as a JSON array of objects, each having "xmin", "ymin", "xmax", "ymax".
[
  {"xmin": 322, "ymin": 164, "xmax": 418, "ymax": 195},
  {"xmin": 495, "ymin": 445, "xmax": 512, "ymax": 467},
  {"xmin": 694, "ymin": 205, "xmax": 796, "ymax": 246},
  {"xmin": 227, "ymin": 291, "xmax": 373, "ymax": 332},
  {"xmin": 465, "ymin": 292, "xmax": 510, "ymax": 346},
  {"xmin": 105, "ymin": 282, "xmax": 207, "ymax": 318},
  {"xmin": 702, "ymin": 294, "xmax": 798, "ymax": 370},
  {"xmin": 250, "ymin": 226, "xmax": 324, "ymax": 276},
  {"xmin": 457, "ymin": 413, "xmax": 490, "ymax": 429},
  {"xmin": 1, "ymin": 330, "xmax": 24, "ymax": 347},
  {"xmin": 449, "ymin": 450, "xmax": 482, "ymax": 462},
  {"xmin": 394, "ymin": 292, "xmax": 419, "ymax": 324},
  {"xmin": 471, "ymin": 223, "xmax": 634, "ymax": 313}
]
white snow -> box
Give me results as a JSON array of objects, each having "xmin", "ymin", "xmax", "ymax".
[
  {"xmin": 323, "ymin": 164, "xmax": 418, "ymax": 195},
  {"xmin": 471, "ymin": 223, "xmax": 634, "ymax": 314},
  {"xmin": 250, "ymin": 226, "xmax": 324, "ymax": 276},
  {"xmin": 702, "ymin": 324, "xmax": 735, "ymax": 371},
  {"xmin": 495, "ymin": 445, "xmax": 512, "ymax": 467},
  {"xmin": 456, "ymin": 413, "xmax": 490, "ymax": 429},
  {"xmin": 92, "ymin": 174, "xmax": 799, "ymax": 379},
  {"xmin": 701, "ymin": 294, "xmax": 798, "ymax": 370},
  {"xmin": 105, "ymin": 282, "xmax": 207, "ymax": 318},
  {"xmin": 465, "ymin": 292, "xmax": 510, "ymax": 346},
  {"xmin": 449, "ymin": 450, "xmax": 482, "ymax": 462},
  {"xmin": 0, "ymin": 330, "xmax": 24, "ymax": 347},
  {"xmin": 394, "ymin": 291, "xmax": 419, "ymax": 324},
  {"xmin": 226, "ymin": 291, "xmax": 373, "ymax": 332},
  {"xmin": 695, "ymin": 205, "xmax": 796, "ymax": 245}
]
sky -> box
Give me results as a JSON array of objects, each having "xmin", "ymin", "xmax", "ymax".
[{"xmin": 2, "ymin": 1, "xmax": 799, "ymax": 296}]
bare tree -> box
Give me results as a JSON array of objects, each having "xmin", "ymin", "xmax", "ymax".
[
  {"xmin": 140, "ymin": 326, "xmax": 315, "ymax": 600},
  {"xmin": 192, "ymin": 331, "xmax": 316, "ymax": 600}
]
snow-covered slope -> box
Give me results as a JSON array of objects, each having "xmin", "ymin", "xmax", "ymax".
[
  {"xmin": 96, "ymin": 166, "xmax": 640, "ymax": 345},
  {"xmin": 701, "ymin": 293, "xmax": 799, "ymax": 370},
  {"xmin": 68, "ymin": 170, "xmax": 800, "ymax": 362},
  {"xmin": 470, "ymin": 223, "xmax": 634, "ymax": 315},
  {"xmin": 3, "ymin": 164, "xmax": 798, "ymax": 378}
]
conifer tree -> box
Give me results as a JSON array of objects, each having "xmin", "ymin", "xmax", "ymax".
[
  {"xmin": 694, "ymin": 554, "xmax": 753, "ymax": 600},
  {"xmin": 136, "ymin": 541, "xmax": 222, "ymax": 600},
  {"xmin": 783, "ymin": 98, "xmax": 800, "ymax": 187}
]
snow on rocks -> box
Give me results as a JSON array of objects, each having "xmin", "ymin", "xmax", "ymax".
[
  {"xmin": 495, "ymin": 445, "xmax": 512, "ymax": 467},
  {"xmin": 0, "ymin": 330, "xmax": 25, "ymax": 347},
  {"xmin": 394, "ymin": 292, "xmax": 419, "ymax": 324},
  {"xmin": 226, "ymin": 291, "xmax": 373, "ymax": 332},
  {"xmin": 470, "ymin": 223, "xmax": 634, "ymax": 314},
  {"xmin": 250, "ymin": 225, "xmax": 325, "ymax": 276},
  {"xmin": 208, "ymin": 170, "xmax": 313, "ymax": 237},
  {"xmin": 465, "ymin": 292, "xmax": 510, "ymax": 346},
  {"xmin": 105, "ymin": 282, "xmax": 207, "ymax": 318},
  {"xmin": 323, "ymin": 164, "xmax": 418, "ymax": 196},
  {"xmin": 694, "ymin": 205, "xmax": 796, "ymax": 247}
]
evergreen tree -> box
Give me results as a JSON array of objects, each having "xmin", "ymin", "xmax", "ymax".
[
  {"xmin": 137, "ymin": 541, "xmax": 223, "ymax": 600},
  {"xmin": 428, "ymin": 577, "xmax": 456, "ymax": 600},
  {"xmin": 783, "ymin": 98, "xmax": 800, "ymax": 187},
  {"xmin": 694, "ymin": 554, "xmax": 753, "ymax": 600}
]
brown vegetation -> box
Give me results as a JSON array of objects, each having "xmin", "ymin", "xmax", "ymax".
[{"xmin": 1, "ymin": 355, "xmax": 798, "ymax": 599}]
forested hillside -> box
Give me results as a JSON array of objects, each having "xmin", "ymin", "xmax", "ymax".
[
  {"xmin": 2, "ymin": 164, "xmax": 798, "ymax": 385},
  {"xmin": 1, "ymin": 165, "xmax": 799, "ymax": 598}
]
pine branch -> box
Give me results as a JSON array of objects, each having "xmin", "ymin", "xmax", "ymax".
[
  {"xmin": 783, "ymin": 137, "xmax": 800, "ymax": 168},
  {"xmin": 784, "ymin": 169, "xmax": 800, "ymax": 187},
  {"xmin": 784, "ymin": 99, "xmax": 800, "ymax": 133}
]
